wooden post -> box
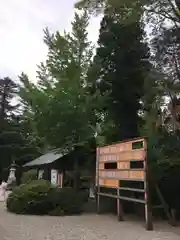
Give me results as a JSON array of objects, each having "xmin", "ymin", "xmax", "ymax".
[
  {"xmin": 117, "ymin": 186, "xmax": 124, "ymax": 221},
  {"xmin": 73, "ymin": 156, "xmax": 80, "ymax": 190},
  {"xmin": 144, "ymin": 183, "xmax": 153, "ymax": 230},
  {"xmin": 97, "ymin": 192, "xmax": 101, "ymax": 214},
  {"xmin": 144, "ymin": 139, "xmax": 153, "ymax": 231},
  {"xmin": 96, "ymin": 147, "xmax": 101, "ymax": 214},
  {"xmin": 155, "ymin": 185, "xmax": 175, "ymax": 226},
  {"xmin": 171, "ymin": 209, "xmax": 177, "ymax": 227}
]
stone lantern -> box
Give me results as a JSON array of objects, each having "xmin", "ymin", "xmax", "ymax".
[{"xmin": 7, "ymin": 162, "xmax": 17, "ymax": 190}]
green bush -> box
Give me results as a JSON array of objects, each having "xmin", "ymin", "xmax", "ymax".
[
  {"xmin": 7, "ymin": 180, "xmax": 86, "ymax": 216},
  {"xmin": 47, "ymin": 187, "xmax": 84, "ymax": 215},
  {"xmin": 21, "ymin": 170, "xmax": 38, "ymax": 184},
  {"xmin": 7, "ymin": 180, "xmax": 52, "ymax": 215}
]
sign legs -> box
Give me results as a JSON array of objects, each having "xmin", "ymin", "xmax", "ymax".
[
  {"xmin": 144, "ymin": 180, "xmax": 153, "ymax": 230},
  {"xmin": 145, "ymin": 201, "xmax": 153, "ymax": 230},
  {"xmin": 97, "ymin": 193, "xmax": 101, "ymax": 214},
  {"xmin": 117, "ymin": 199, "xmax": 124, "ymax": 221},
  {"xmin": 117, "ymin": 186, "xmax": 124, "ymax": 221}
]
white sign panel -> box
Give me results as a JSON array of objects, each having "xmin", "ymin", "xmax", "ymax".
[
  {"xmin": 51, "ymin": 169, "xmax": 58, "ymax": 185},
  {"xmin": 38, "ymin": 170, "xmax": 44, "ymax": 179}
]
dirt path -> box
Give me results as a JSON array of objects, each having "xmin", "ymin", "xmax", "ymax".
[{"xmin": 0, "ymin": 203, "xmax": 180, "ymax": 240}]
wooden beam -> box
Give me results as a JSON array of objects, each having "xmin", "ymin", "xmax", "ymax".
[
  {"xmin": 97, "ymin": 192, "xmax": 146, "ymax": 204},
  {"xmin": 152, "ymin": 205, "xmax": 163, "ymax": 209},
  {"xmin": 119, "ymin": 187, "xmax": 145, "ymax": 193},
  {"xmin": 155, "ymin": 185, "xmax": 175, "ymax": 226}
]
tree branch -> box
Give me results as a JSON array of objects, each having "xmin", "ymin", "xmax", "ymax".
[
  {"xmin": 167, "ymin": 0, "xmax": 180, "ymax": 21},
  {"xmin": 147, "ymin": 8, "xmax": 179, "ymax": 25}
]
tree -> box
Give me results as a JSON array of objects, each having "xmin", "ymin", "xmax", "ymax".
[
  {"xmin": 0, "ymin": 77, "xmax": 18, "ymax": 129},
  {"xmin": 147, "ymin": 21, "xmax": 180, "ymax": 133},
  {"xmin": 75, "ymin": 0, "xmax": 145, "ymax": 12},
  {"xmin": 19, "ymin": 11, "xmax": 97, "ymax": 151},
  {"xmin": 0, "ymin": 78, "xmax": 18, "ymax": 174},
  {"xmin": 140, "ymin": 26, "xmax": 180, "ymax": 178},
  {"xmin": 75, "ymin": 0, "xmax": 180, "ymax": 26},
  {"xmin": 89, "ymin": 5, "xmax": 150, "ymax": 141},
  {"xmin": 0, "ymin": 77, "xmax": 41, "ymax": 181},
  {"xmin": 75, "ymin": 0, "xmax": 146, "ymax": 23}
]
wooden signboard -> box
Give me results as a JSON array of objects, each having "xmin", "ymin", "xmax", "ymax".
[{"xmin": 96, "ymin": 137, "xmax": 153, "ymax": 230}]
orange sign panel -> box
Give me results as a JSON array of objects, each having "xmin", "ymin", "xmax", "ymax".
[{"xmin": 96, "ymin": 138, "xmax": 147, "ymax": 187}]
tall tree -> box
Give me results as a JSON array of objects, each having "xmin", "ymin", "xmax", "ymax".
[
  {"xmin": 0, "ymin": 77, "xmax": 18, "ymax": 130},
  {"xmin": 0, "ymin": 77, "xmax": 41, "ymax": 180},
  {"xmin": 75, "ymin": 0, "xmax": 145, "ymax": 14},
  {"xmin": 19, "ymin": 11, "xmax": 98, "ymax": 151},
  {"xmin": 0, "ymin": 77, "xmax": 18, "ymax": 173},
  {"xmin": 75, "ymin": 0, "xmax": 180, "ymax": 26},
  {"xmin": 75, "ymin": 0, "xmax": 146, "ymax": 24},
  {"xmin": 150, "ymin": 27, "xmax": 180, "ymax": 129},
  {"xmin": 89, "ymin": 5, "xmax": 150, "ymax": 141}
]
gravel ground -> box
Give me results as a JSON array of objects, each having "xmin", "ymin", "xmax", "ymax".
[{"xmin": 0, "ymin": 203, "xmax": 180, "ymax": 240}]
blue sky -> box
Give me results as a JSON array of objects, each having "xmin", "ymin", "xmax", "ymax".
[{"xmin": 0, "ymin": 0, "xmax": 101, "ymax": 80}]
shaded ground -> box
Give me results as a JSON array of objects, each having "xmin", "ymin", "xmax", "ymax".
[{"xmin": 0, "ymin": 203, "xmax": 180, "ymax": 240}]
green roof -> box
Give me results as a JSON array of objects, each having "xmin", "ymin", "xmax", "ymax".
[{"xmin": 23, "ymin": 150, "xmax": 64, "ymax": 167}]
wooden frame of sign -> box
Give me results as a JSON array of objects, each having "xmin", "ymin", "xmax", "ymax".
[{"xmin": 96, "ymin": 137, "xmax": 153, "ymax": 230}]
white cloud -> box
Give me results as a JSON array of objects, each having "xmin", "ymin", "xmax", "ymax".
[{"xmin": 0, "ymin": 0, "xmax": 101, "ymax": 81}]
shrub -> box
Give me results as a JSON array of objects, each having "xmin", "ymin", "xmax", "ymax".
[
  {"xmin": 47, "ymin": 187, "xmax": 85, "ymax": 215},
  {"xmin": 48, "ymin": 206, "xmax": 65, "ymax": 216},
  {"xmin": 21, "ymin": 170, "xmax": 38, "ymax": 184},
  {"xmin": 80, "ymin": 189, "xmax": 89, "ymax": 202},
  {"xmin": 7, "ymin": 180, "xmax": 52, "ymax": 215},
  {"xmin": 7, "ymin": 180, "xmax": 86, "ymax": 216}
]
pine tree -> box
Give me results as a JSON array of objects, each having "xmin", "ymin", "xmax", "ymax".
[
  {"xmin": 0, "ymin": 78, "xmax": 40, "ymax": 180},
  {"xmin": 0, "ymin": 77, "xmax": 18, "ymax": 129},
  {"xmin": 91, "ymin": 6, "xmax": 150, "ymax": 141},
  {"xmin": 0, "ymin": 78, "xmax": 18, "ymax": 178}
]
